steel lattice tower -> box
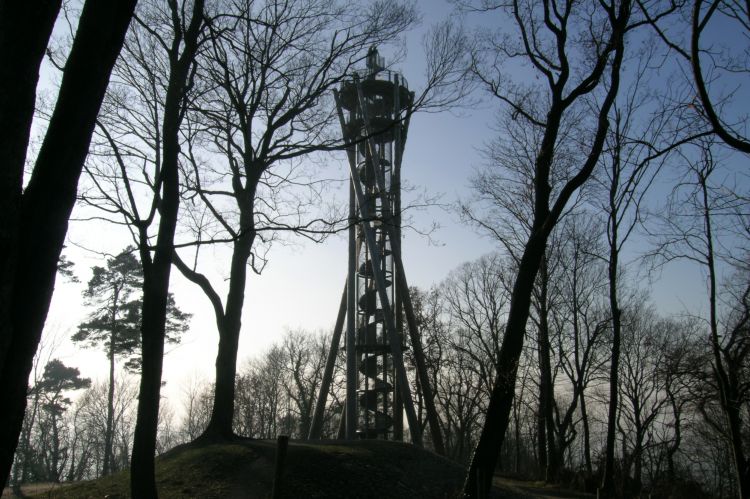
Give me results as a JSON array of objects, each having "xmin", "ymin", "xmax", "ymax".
[
  {"xmin": 339, "ymin": 47, "xmax": 413, "ymax": 441},
  {"xmin": 309, "ymin": 48, "xmax": 444, "ymax": 451}
]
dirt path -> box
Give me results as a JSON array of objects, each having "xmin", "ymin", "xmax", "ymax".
[
  {"xmin": 2, "ymin": 483, "xmax": 61, "ymax": 498},
  {"xmin": 492, "ymin": 476, "xmax": 595, "ymax": 499}
]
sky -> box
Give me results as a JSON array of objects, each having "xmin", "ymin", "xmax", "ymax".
[
  {"xmin": 33, "ymin": 0, "xmax": 738, "ymax": 409},
  {"xmin": 37, "ymin": 1, "xmax": 502, "ymax": 405}
]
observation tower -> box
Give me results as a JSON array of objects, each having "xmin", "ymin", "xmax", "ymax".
[{"xmin": 309, "ymin": 48, "xmax": 444, "ymax": 452}]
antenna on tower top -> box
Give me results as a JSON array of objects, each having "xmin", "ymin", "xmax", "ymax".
[{"xmin": 366, "ymin": 45, "xmax": 384, "ymax": 75}]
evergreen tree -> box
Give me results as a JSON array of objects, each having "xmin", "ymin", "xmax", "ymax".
[
  {"xmin": 73, "ymin": 247, "xmax": 189, "ymax": 474},
  {"xmin": 36, "ymin": 360, "xmax": 91, "ymax": 481},
  {"xmin": 13, "ymin": 359, "xmax": 90, "ymax": 485}
]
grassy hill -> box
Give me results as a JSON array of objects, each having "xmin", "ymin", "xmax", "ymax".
[{"xmin": 17, "ymin": 439, "xmax": 464, "ymax": 498}]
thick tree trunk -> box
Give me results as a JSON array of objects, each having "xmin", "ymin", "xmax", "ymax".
[
  {"xmin": 130, "ymin": 3, "xmax": 204, "ymax": 495},
  {"xmin": 201, "ymin": 214, "xmax": 255, "ymax": 440},
  {"xmin": 204, "ymin": 314, "xmax": 244, "ymax": 439},
  {"xmin": 0, "ymin": 2, "xmax": 59, "ymax": 484},
  {"xmin": 0, "ymin": 0, "xmax": 136, "ymax": 486},
  {"xmin": 0, "ymin": 0, "xmax": 60, "ymax": 375},
  {"xmin": 132, "ymin": 260, "xmax": 172, "ymax": 498},
  {"xmin": 536, "ymin": 395, "xmax": 547, "ymax": 474}
]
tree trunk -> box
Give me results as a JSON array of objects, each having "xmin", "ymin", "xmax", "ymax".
[
  {"xmin": 580, "ymin": 389, "xmax": 592, "ymax": 475},
  {"xmin": 104, "ymin": 326, "xmax": 117, "ymax": 475},
  {"xmin": 15, "ymin": 389, "xmax": 41, "ymax": 485},
  {"xmin": 202, "ymin": 215, "xmax": 255, "ymax": 440},
  {"xmin": 601, "ymin": 211, "xmax": 622, "ymax": 497},
  {"xmin": 463, "ymin": 229, "xmax": 549, "ymax": 496},
  {"xmin": 633, "ymin": 429, "xmax": 643, "ymax": 494},
  {"xmin": 514, "ymin": 397, "xmax": 521, "ymax": 474},
  {"xmin": 50, "ymin": 413, "xmax": 60, "ymax": 482},
  {"xmin": 0, "ymin": 0, "xmax": 136, "ymax": 486},
  {"xmin": 536, "ymin": 396, "xmax": 548, "ymax": 475},
  {"xmin": 725, "ymin": 399, "xmax": 750, "ymax": 498},
  {"xmin": 132, "ymin": 261, "xmax": 172, "ymax": 497},
  {"xmin": 536, "ymin": 257, "xmax": 559, "ymax": 482},
  {"xmin": 130, "ymin": 3, "xmax": 204, "ymax": 495},
  {"xmin": 204, "ymin": 314, "xmax": 243, "ymax": 439},
  {"xmin": 701, "ymin": 173, "xmax": 750, "ymax": 499},
  {"xmin": 0, "ymin": 0, "xmax": 60, "ymax": 375},
  {"xmin": 461, "ymin": 4, "xmax": 629, "ymax": 483}
]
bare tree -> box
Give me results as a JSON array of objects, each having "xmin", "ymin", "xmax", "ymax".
[
  {"xmin": 235, "ymin": 348, "xmax": 286, "ymax": 438},
  {"xmin": 179, "ymin": 377, "xmax": 214, "ymax": 442},
  {"xmin": 229, "ymin": 330, "xmax": 331, "ymax": 439},
  {"xmin": 550, "ymin": 213, "xmax": 609, "ymax": 477},
  {"xmin": 641, "ymin": 0, "xmax": 750, "ymax": 154},
  {"xmin": 461, "ymin": 108, "xmax": 580, "ymax": 482},
  {"xmin": 127, "ymin": 0, "xmax": 205, "ymax": 488},
  {"xmin": 442, "ymin": 254, "xmax": 509, "ymax": 396},
  {"xmin": 457, "ymin": 0, "xmax": 636, "ymax": 495},
  {"xmin": 648, "ymin": 136, "xmax": 750, "ymax": 496},
  {"xmin": 657, "ymin": 318, "xmax": 698, "ymax": 484},
  {"xmin": 75, "ymin": 378, "xmax": 139, "ymax": 477},
  {"xmin": 81, "ymin": 0, "xmax": 206, "ymax": 494},
  {"xmin": 170, "ymin": 0, "xmax": 427, "ymax": 440},
  {"xmin": 278, "ymin": 330, "xmax": 328, "ymax": 439},
  {"xmin": 156, "ymin": 401, "xmax": 180, "ymax": 455},
  {"xmin": 593, "ymin": 48, "xmax": 673, "ymax": 493},
  {"xmin": 415, "ymin": 260, "xmax": 509, "ymax": 463},
  {"xmin": 615, "ymin": 303, "xmax": 673, "ymax": 494}
]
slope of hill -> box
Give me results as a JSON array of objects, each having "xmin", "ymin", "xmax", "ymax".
[{"xmin": 18, "ymin": 439, "xmax": 464, "ymax": 498}]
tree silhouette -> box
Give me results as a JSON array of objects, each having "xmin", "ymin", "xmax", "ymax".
[
  {"xmin": 172, "ymin": 0, "xmax": 421, "ymax": 441},
  {"xmin": 34, "ymin": 360, "xmax": 91, "ymax": 482},
  {"xmin": 0, "ymin": 0, "xmax": 137, "ymax": 485},
  {"xmin": 458, "ymin": 0, "xmax": 637, "ymax": 495},
  {"xmin": 73, "ymin": 247, "xmax": 190, "ymax": 475}
]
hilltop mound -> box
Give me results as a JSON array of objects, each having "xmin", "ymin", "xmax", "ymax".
[{"xmin": 24, "ymin": 439, "xmax": 464, "ymax": 498}]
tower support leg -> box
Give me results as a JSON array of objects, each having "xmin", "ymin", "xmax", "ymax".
[
  {"xmin": 308, "ymin": 281, "xmax": 347, "ymax": 440},
  {"xmin": 345, "ymin": 178, "xmax": 358, "ymax": 440}
]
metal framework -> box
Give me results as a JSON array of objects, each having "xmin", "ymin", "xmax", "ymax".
[{"xmin": 309, "ymin": 49, "xmax": 445, "ymax": 453}]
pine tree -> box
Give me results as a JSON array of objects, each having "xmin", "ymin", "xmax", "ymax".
[
  {"xmin": 73, "ymin": 246, "xmax": 189, "ymax": 474},
  {"xmin": 36, "ymin": 360, "xmax": 91, "ymax": 481}
]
